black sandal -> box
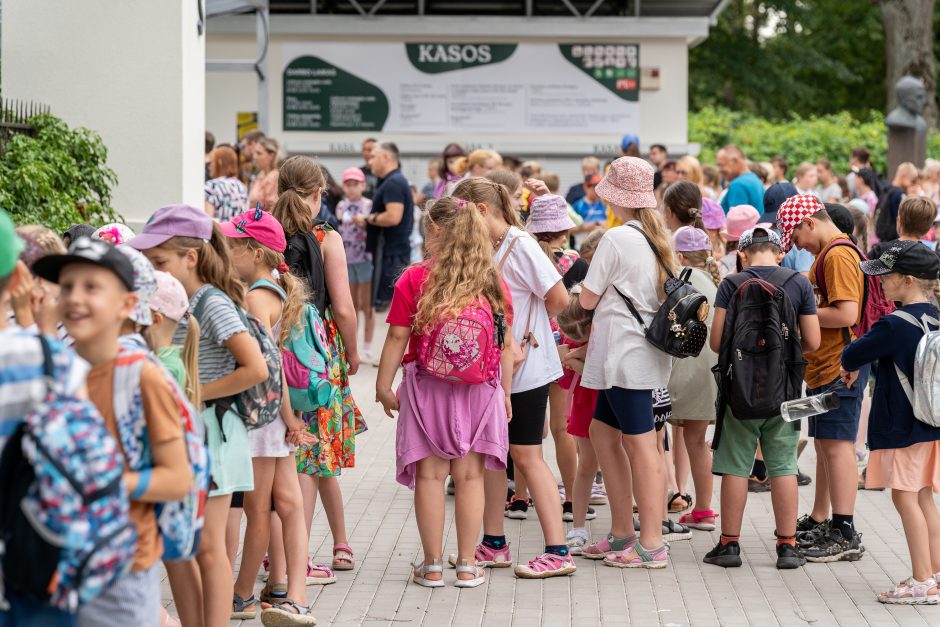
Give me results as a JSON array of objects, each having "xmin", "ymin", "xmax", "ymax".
[{"xmin": 668, "ymin": 492, "xmax": 693, "ymax": 513}]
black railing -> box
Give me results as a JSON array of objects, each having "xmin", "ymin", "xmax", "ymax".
[{"xmin": 0, "ymin": 99, "xmax": 50, "ymax": 150}]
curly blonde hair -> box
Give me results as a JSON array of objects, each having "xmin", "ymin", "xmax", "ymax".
[{"xmin": 414, "ymin": 197, "xmax": 507, "ymax": 331}]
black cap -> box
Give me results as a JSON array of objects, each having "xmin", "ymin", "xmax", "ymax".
[
  {"xmin": 860, "ymin": 240, "xmax": 940, "ymax": 280},
  {"xmin": 763, "ymin": 182, "xmax": 798, "ymax": 221},
  {"xmin": 32, "ymin": 237, "xmax": 136, "ymax": 290}
]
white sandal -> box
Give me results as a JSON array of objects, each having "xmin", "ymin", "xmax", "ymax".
[
  {"xmin": 454, "ymin": 559, "xmax": 485, "ymax": 588},
  {"xmin": 412, "ymin": 559, "xmax": 445, "ymax": 588}
]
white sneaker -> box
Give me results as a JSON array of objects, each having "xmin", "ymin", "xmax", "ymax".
[{"xmin": 566, "ymin": 528, "xmax": 589, "ymax": 556}]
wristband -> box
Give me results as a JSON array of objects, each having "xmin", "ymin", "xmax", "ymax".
[{"xmin": 131, "ymin": 468, "xmax": 152, "ymax": 500}]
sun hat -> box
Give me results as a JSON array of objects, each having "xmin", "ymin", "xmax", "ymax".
[
  {"xmin": 738, "ymin": 227, "xmax": 782, "ymax": 251},
  {"xmin": 220, "ymin": 207, "xmax": 287, "ymax": 253},
  {"xmin": 762, "ymin": 182, "xmax": 798, "ymax": 221},
  {"xmin": 150, "ymin": 271, "xmax": 190, "ymax": 322},
  {"xmin": 342, "ymin": 167, "xmax": 366, "ymax": 183},
  {"xmin": 701, "ymin": 198, "xmax": 726, "ymax": 230},
  {"xmin": 673, "ymin": 226, "xmax": 712, "ymax": 252},
  {"xmin": 776, "ymin": 194, "xmax": 825, "ymax": 253},
  {"xmin": 720, "ymin": 205, "xmax": 761, "ymax": 242},
  {"xmin": 526, "ymin": 195, "xmax": 576, "ymax": 234},
  {"xmin": 860, "ymin": 240, "xmax": 940, "ymax": 280},
  {"xmin": 0, "ymin": 209, "xmax": 24, "ymax": 279},
  {"xmin": 620, "ymin": 133, "xmax": 640, "ymax": 151},
  {"xmin": 127, "ymin": 204, "xmax": 214, "ymax": 251},
  {"xmin": 595, "ymin": 157, "xmax": 656, "ymax": 209},
  {"xmin": 33, "ymin": 237, "xmax": 135, "ymax": 291},
  {"xmin": 117, "ymin": 245, "xmax": 157, "ymax": 326},
  {"xmin": 93, "ymin": 223, "xmax": 136, "ymax": 246}
]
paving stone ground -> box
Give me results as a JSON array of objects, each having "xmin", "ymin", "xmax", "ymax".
[{"xmin": 161, "ymin": 321, "xmax": 940, "ymax": 627}]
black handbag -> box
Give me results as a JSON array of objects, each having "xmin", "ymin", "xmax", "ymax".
[{"xmin": 614, "ymin": 224, "xmax": 709, "ymax": 359}]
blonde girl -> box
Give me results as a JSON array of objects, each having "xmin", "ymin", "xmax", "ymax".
[
  {"xmin": 130, "ymin": 204, "xmax": 268, "ymax": 627},
  {"xmin": 376, "ymin": 196, "xmax": 514, "ymax": 588},
  {"xmin": 452, "ymin": 177, "xmax": 575, "ymax": 579},
  {"xmin": 578, "ymin": 157, "xmax": 673, "ymax": 569},
  {"xmin": 248, "ymin": 137, "xmax": 285, "ymax": 209}
]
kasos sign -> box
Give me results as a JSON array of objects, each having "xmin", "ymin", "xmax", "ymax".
[{"xmin": 405, "ymin": 44, "xmax": 517, "ymax": 73}]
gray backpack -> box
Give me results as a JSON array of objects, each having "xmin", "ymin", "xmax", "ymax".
[{"xmin": 889, "ymin": 310, "xmax": 940, "ymax": 427}]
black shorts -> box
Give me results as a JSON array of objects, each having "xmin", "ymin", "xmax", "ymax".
[
  {"xmin": 593, "ymin": 387, "xmax": 655, "ymax": 435},
  {"xmin": 509, "ymin": 384, "xmax": 550, "ymax": 445}
]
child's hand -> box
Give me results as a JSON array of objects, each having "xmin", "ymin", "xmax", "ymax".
[
  {"xmin": 346, "ymin": 350, "xmax": 361, "ymax": 376},
  {"xmin": 352, "ymin": 214, "xmax": 367, "ymax": 228},
  {"xmin": 524, "ymin": 178, "xmax": 550, "ymax": 197},
  {"xmin": 9, "ymin": 262, "xmax": 35, "ymax": 328},
  {"xmin": 839, "ymin": 369, "xmax": 859, "ymax": 389},
  {"xmin": 286, "ymin": 427, "xmax": 317, "ymax": 447},
  {"xmin": 564, "ymin": 344, "xmax": 588, "ymax": 362},
  {"xmin": 32, "ymin": 279, "xmax": 60, "ymax": 336},
  {"xmin": 377, "ymin": 387, "xmax": 399, "ymax": 418},
  {"xmin": 504, "ymin": 394, "xmax": 513, "ymax": 422}
]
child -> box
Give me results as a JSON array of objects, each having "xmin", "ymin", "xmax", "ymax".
[
  {"xmin": 777, "ymin": 195, "xmax": 871, "ymax": 562},
  {"xmin": 701, "ymin": 198, "xmax": 727, "ymax": 258},
  {"xmin": 32, "ymin": 237, "xmax": 191, "ymax": 625},
  {"xmin": 129, "ymin": 204, "xmax": 269, "ymax": 627},
  {"xmin": 718, "ymin": 205, "xmax": 760, "ymax": 277},
  {"xmin": 841, "ymin": 241, "xmax": 940, "ymax": 604},
  {"xmin": 10, "ymin": 225, "xmax": 67, "ymax": 338},
  {"xmin": 376, "ymin": 196, "xmax": 514, "ymax": 588},
  {"xmin": 869, "ymin": 196, "xmax": 938, "ymax": 261},
  {"xmin": 571, "ymin": 175, "xmax": 606, "ymax": 249},
  {"xmin": 704, "ymin": 227, "xmax": 820, "ymax": 570},
  {"xmin": 222, "ymin": 208, "xmax": 318, "ymax": 625},
  {"xmin": 336, "ymin": 167, "xmax": 377, "ymax": 365}
]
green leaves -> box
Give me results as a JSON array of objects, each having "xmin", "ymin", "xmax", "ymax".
[{"xmin": 0, "ymin": 113, "xmax": 119, "ymax": 232}]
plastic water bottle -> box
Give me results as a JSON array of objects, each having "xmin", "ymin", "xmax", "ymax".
[{"xmin": 780, "ymin": 392, "xmax": 841, "ymax": 422}]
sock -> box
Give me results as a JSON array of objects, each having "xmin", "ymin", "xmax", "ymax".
[
  {"xmin": 776, "ymin": 534, "xmax": 797, "ymax": 547},
  {"xmin": 569, "ymin": 527, "xmax": 587, "ymax": 538},
  {"xmin": 482, "ymin": 535, "xmax": 506, "ymax": 550},
  {"xmin": 751, "ymin": 459, "xmax": 768, "ymax": 481},
  {"xmin": 832, "ymin": 514, "xmax": 855, "ymax": 540},
  {"xmin": 720, "ymin": 534, "xmax": 740, "ymax": 546},
  {"xmin": 545, "ymin": 544, "xmax": 569, "ymax": 557},
  {"xmin": 363, "ymin": 341, "xmax": 372, "ymax": 354}
]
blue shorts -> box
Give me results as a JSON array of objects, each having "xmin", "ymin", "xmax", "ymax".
[
  {"xmin": 807, "ymin": 364, "xmax": 871, "ymax": 442},
  {"xmin": 347, "ymin": 261, "xmax": 373, "ymax": 285},
  {"xmin": 593, "ymin": 387, "xmax": 654, "ymax": 435}
]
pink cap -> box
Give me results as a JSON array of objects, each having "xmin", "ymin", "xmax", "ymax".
[
  {"xmin": 342, "ymin": 167, "xmax": 366, "ymax": 183},
  {"xmin": 720, "ymin": 204, "xmax": 761, "ymax": 242},
  {"xmin": 150, "ymin": 271, "xmax": 189, "ymax": 321},
  {"xmin": 220, "ymin": 207, "xmax": 287, "ymax": 253},
  {"xmin": 701, "ymin": 198, "xmax": 726, "ymax": 230},
  {"xmin": 673, "ymin": 226, "xmax": 712, "ymax": 252}
]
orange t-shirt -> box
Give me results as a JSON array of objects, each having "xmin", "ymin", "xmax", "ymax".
[
  {"xmin": 805, "ymin": 235, "xmax": 865, "ymax": 388},
  {"xmin": 87, "ymin": 358, "xmax": 183, "ymax": 571}
]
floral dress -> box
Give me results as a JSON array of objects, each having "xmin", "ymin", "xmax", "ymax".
[{"xmin": 296, "ymin": 225, "xmax": 367, "ymax": 476}]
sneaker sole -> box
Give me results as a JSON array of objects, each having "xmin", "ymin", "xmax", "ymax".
[
  {"xmin": 776, "ymin": 557, "xmax": 806, "ymax": 569},
  {"xmin": 589, "ymin": 497, "xmax": 609, "ymax": 505},
  {"xmin": 562, "ymin": 512, "xmax": 597, "ymax": 522},
  {"xmin": 878, "ymin": 596, "xmax": 940, "ymax": 605},
  {"xmin": 603, "ymin": 558, "xmax": 667, "ymax": 569},
  {"xmin": 505, "ymin": 512, "xmax": 528, "ymax": 520},
  {"xmin": 447, "ymin": 554, "xmax": 512, "ymax": 568},
  {"xmin": 703, "ymin": 555, "xmax": 742, "ymax": 568},
  {"xmin": 684, "ymin": 523, "xmax": 716, "ymax": 531},
  {"xmin": 581, "ymin": 551, "xmax": 615, "ymax": 560},
  {"xmin": 260, "ymin": 608, "xmax": 317, "ymax": 627},
  {"xmin": 514, "ymin": 565, "xmax": 577, "ymax": 579},
  {"xmin": 305, "ymin": 575, "xmax": 336, "ymax": 585},
  {"xmin": 665, "ymin": 532, "xmax": 692, "ymax": 541},
  {"xmin": 232, "ymin": 611, "xmax": 258, "ymax": 620},
  {"xmin": 805, "ymin": 549, "xmax": 863, "ymax": 563}
]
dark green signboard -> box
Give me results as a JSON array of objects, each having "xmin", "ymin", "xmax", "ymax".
[
  {"xmin": 405, "ymin": 43, "xmax": 517, "ymax": 74},
  {"xmin": 283, "ymin": 56, "xmax": 389, "ymax": 131},
  {"xmin": 558, "ymin": 44, "xmax": 640, "ymax": 102}
]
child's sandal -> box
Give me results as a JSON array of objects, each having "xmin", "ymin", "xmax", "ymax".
[
  {"xmin": 667, "ymin": 492, "xmax": 693, "ymax": 514},
  {"xmin": 231, "ymin": 593, "xmax": 258, "ymax": 620},
  {"xmin": 454, "ymin": 559, "xmax": 485, "ymax": 588},
  {"xmin": 305, "ymin": 558, "xmax": 336, "ymax": 585},
  {"xmin": 260, "ymin": 599, "xmax": 318, "ymax": 625},
  {"xmin": 260, "ymin": 583, "xmax": 288, "ymax": 605},
  {"xmin": 332, "ymin": 543, "xmax": 355, "ymax": 571},
  {"xmin": 412, "ymin": 559, "xmax": 445, "ymax": 588},
  {"xmin": 679, "ymin": 508, "xmax": 718, "ymax": 531}
]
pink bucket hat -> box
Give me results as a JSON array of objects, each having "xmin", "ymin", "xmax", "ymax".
[
  {"xmin": 673, "ymin": 226, "xmax": 713, "ymax": 253},
  {"xmin": 721, "ymin": 204, "xmax": 760, "ymax": 242},
  {"xmin": 526, "ymin": 195, "xmax": 576, "ymax": 234},
  {"xmin": 595, "ymin": 157, "xmax": 656, "ymax": 209},
  {"xmin": 221, "ymin": 207, "xmax": 287, "ymax": 253},
  {"xmin": 150, "ymin": 271, "xmax": 189, "ymax": 321},
  {"xmin": 342, "ymin": 167, "xmax": 366, "ymax": 183},
  {"xmin": 701, "ymin": 198, "xmax": 726, "ymax": 230}
]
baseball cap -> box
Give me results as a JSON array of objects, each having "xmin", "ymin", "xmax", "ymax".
[
  {"xmin": 0, "ymin": 209, "xmax": 25, "ymax": 279},
  {"xmin": 220, "ymin": 207, "xmax": 287, "ymax": 253},
  {"xmin": 720, "ymin": 204, "xmax": 760, "ymax": 242},
  {"xmin": 584, "ymin": 174, "xmax": 602, "ymax": 186},
  {"xmin": 117, "ymin": 245, "xmax": 157, "ymax": 325},
  {"xmin": 33, "ymin": 236, "xmax": 135, "ymax": 291},
  {"xmin": 860, "ymin": 240, "xmax": 940, "ymax": 280},
  {"xmin": 620, "ymin": 133, "xmax": 640, "ymax": 151},
  {"xmin": 701, "ymin": 198, "xmax": 726, "ymax": 230},
  {"xmin": 150, "ymin": 271, "xmax": 190, "ymax": 322},
  {"xmin": 763, "ymin": 182, "xmax": 798, "ymax": 220},
  {"xmin": 824, "ymin": 203, "xmax": 856, "ymax": 240},
  {"xmin": 738, "ymin": 227, "xmax": 782, "ymax": 251},
  {"xmin": 342, "ymin": 167, "xmax": 366, "ymax": 183},
  {"xmin": 673, "ymin": 226, "xmax": 712, "ymax": 252},
  {"xmin": 127, "ymin": 204, "xmax": 213, "ymax": 251},
  {"xmin": 775, "ymin": 194, "xmax": 826, "ymax": 253}
]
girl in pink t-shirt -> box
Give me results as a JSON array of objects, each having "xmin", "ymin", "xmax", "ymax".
[{"xmin": 376, "ymin": 196, "xmax": 515, "ymax": 589}]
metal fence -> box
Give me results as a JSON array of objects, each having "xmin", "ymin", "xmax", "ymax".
[{"xmin": 0, "ymin": 99, "xmax": 50, "ymax": 149}]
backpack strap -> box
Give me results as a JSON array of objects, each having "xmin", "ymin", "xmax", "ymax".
[
  {"xmin": 496, "ymin": 236, "xmax": 519, "ymax": 271},
  {"xmin": 888, "ymin": 310, "xmax": 939, "ymax": 408},
  {"xmin": 191, "ymin": 286, "xmax": 227, "ymax": 323},
  {"xmin": 249, "ymin": 278, "xmax": 287, "ymax": 302},
  {"xmin": 813, "ymin": 238, "xmax": 867, "ymax": 344},
  {"xmin": 614, "ymin": 286, "xmax": 648, "ymax": 333}
]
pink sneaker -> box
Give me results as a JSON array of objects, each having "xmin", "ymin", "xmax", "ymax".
[
  {"xmin": 581, "ymin": 534, "xmax": 633, "ymax": 560},
  {"xmin": 603, "ymin": 543, "xmax": 668, "ymax": 569},
  {"xmin": 448, "ymin": 542, "xmax": 512, "ymax": 568},
  {"xmin": 514, "ymin": 553, "xmax": 577, "ymax": 579}
]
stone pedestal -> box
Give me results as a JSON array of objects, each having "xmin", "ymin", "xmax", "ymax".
[{"xmin": 887, "ymin": 126, "xmax": 927, "ymax": 177}]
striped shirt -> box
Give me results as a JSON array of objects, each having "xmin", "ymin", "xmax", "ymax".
[{"xmin": 173, "ymin": 284, "xmax": 247, "ymax": 384}]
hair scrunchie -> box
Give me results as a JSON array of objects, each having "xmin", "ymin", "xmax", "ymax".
[
  {"xmin": 277, "ymin": 261, "xmax": 289, "ymax": 274},
  {"xmin": 456, "ymin": 199, "xmax": 470, "ymax": 209}
]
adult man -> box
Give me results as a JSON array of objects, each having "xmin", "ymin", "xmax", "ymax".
[
  {"xmin": 649, "ymin": 143, "xmax": 668, "ymax": 189},
  {"xmin": 717, "ymin": 144, "xmax": 764, "ymax": 214},
  {"xmin": 360, "ymin": 137, "xmax": 379, "ymax": 199},
  {"xmin": 771, "ymin": 156, "xmax": 789, "ymax": 185},
  {"xmin": 816, "ymin": 159, "xmax": 842, "ymax": 202},
  {"xmin": 566, "ymin": 156, "xmax": 601, "ymax": 205},
  {"xmin": 846, "ymin": 147, "xmax": 873, "ymax": 198},
  {"xmin": 362, "ymin": 141, "xmax": 414, "ymax": 311},
  {"xmin": 238, "ymin": 129, "xmax": 264, "ymax": 179}
]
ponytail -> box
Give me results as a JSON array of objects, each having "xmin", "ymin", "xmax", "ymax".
[
  {"xmin": 663, "ymin": 181, "xmax": 704, "ymax": 230},
  {"xmin": 272, "ymin": 155, "xmax": 326, "ymax": 238},
  {"xmin": 244, "ymin": 238, "xmax": 309, "ymax": 346},
  {"xmin": 181, "ymin": 316, "xmax": 202, "ymax": 408},
  {"xmin": 634, "ymin": 206, "xmax": 676, "ymax": 297},
  {"xmin": 679, "ymin": 249, "xmax": 721, "ymax": 287},
  {"xmin": 453, "ymin": 176, "xmax": 524, "ymax": 229}
]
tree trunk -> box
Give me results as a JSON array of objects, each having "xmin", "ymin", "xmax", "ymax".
[{"xmin": 878, "ymin": 0, "xmax": 938, "ymax": 127}]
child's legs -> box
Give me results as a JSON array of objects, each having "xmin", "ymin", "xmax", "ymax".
[
  {"xmin": 514, "ymin": 469, "xmax": 529, "ymax": 500},
  {"xmin": 349, "ymin": 279, "xmax": 362, "ymax": 313},
  {"xmin": 509, "ymin": 442, "xmax": 565, "ymax": 546},
  {"xmin": 548, "ymin": 383, "xmax": 576, "ymax": 501},
  {"xmin": 299, "ymin": 473, "xmax": 320, "ymax": 536},
  {"xmin": 573, "ymin": 437, "xmax": 599, "ymax": 528},
  {"xmin": 588, "ymin": 419, "xmax": 634, "ymax": 538},
  {"xmin": 760, "ymin": 418, "xmax": 801, "ymax": 537},
  {"xmin": 225, "ymin": 507, "xmax": 242, "ymax": 568},
  {"xmin": 234, "ymin": 458, "xmax": 276, "ymax": 599},
  {"xmin": 683, "ymin": 421, "xmax": 714, "ymax": 512},
  {"xmin": 414, "ymin": 456, "xmax": 450, "ymax": 571},
  {"xmin": 811, "ymin": 440, "xmax": 831, "ymax": 520},
  {"xmin": 917, "ymin": 487, "xmax": 940, "ymax": 574},
  {"xmin": 673, "ymin": 425, "xmax": 691, "ymax": 495},
  {"xmin": 450, "ymin": 452, "xmax": 486, "ymax": 573},
  {"xmin": 271, "ymin": 456, "xmax": 309, "ymax": 604},
  {"xmin": 164, "ymin": 559, "xmax": 203, "ymax": 627},
  {"xmin": 358, "ymin": 282, "xmax": 375, "ymax": 345},
  {"xmin": 196, "ymin": 494, "xmax": 234, "ymax": 627},
  {"xmin": 318, "ymin": 475, "xmax": 349, "ymax": 546},
  {"xmin": 624, "ymin": 430, "xmax": 665, "ymax": 548},
  {"xmin": 656, "ymin": 429, "xmax": 672, "ymax": 520},
  {"xmin": 769, "ymin": 475, "xmax": 799, "ymax": 537},
  {"xmin": 719, "ymin": 476, "xmax": 748, "ymax": 536},
  {"xmin": 817, "ymin": 439, "xmax": 859, "ymax": 517},
  {"xmin": 269, "ymin": 472, "xmax": 318, "ymax": 583},
  {"xmin": 893, "ymin": 488, "xmax": 934, "ymax": 581},
  {"xmin": 482, "ymin": 469, "xmax": 507, "ymax": 537}
]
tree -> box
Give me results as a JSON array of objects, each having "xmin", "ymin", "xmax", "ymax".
[{"xmin": 878, "ymin": 0, "xmax": 938, "ymax": 126}]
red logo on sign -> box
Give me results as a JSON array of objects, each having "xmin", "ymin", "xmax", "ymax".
[{"xmin": 616, "ymin": 79, "xmax": 637, "ymax": 90}]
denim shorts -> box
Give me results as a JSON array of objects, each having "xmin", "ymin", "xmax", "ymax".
[
  {"xmin": 593, "ymin": 387, "xmax": 655, "ymax": 435},
  {"xmin": 807, "ymin": 364, "xmax": 871, "ymax": 442},
  {"xmin": 347, "ymin": 261, "xmax": 373, "ymax": 284}
]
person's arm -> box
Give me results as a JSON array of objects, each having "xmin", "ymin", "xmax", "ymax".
[
  {"xmin": 201, "ymin": 331, "xmax": 269, "ymax": 401},
  {"xmin": 841, "ymin": 317, "xmax": 892, "ymax": 372},
  {"xmin": 579, "ymin": 287, "xmax": 601, "ymax": 311},
  {"xmin": 544, "ymin": 280, "xmax": 569, "ymax": 317},
  {"xmin": 817, "ymin": 250, "xmax": 864, "ymax": 328},
  {"xmin": 710, "ymin": 307, "xmax": 726, "ymax": 354},
  {"xmin": 204, "ymin": 201, "xmax": 216, "ymax": 217},
  {"xmin": 321, "ymin": 230, "xmax": 360, "ymax": 374},
  {"xmin": 500, "ymin": 323, "xmax": 514, "ymax": 421},
  {"xmin": 375, "ymin": 325, "xmax": 410, "ymax": 417},
  {"xmin": 817, "ymin": 300, "xmax": 859, "ymax": 328},
  {"xmin": 798, "ymin": 314, "xmax": 821, "ymax": 352},
  {"xmin": 368, "ymin": 202, "xmax": 404, "ymax": 228}
]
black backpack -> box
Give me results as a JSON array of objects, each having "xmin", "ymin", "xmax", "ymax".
[
  {"xmin": 874, "ymin": 187, "xmax": 902, "ymax": 242},
  {"xmin": 714, "ymin": 267, "xmax": 807, "ymax": 420},
  {"xmin": 285, "ymin": 226, "xmax": 330, "ymax": 315},
  {"xmin": 616, "ymin": 224, "xmax": 709, "ymax": 359}
]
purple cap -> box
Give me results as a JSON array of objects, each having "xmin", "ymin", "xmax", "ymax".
[
  {"xmin": 128, "ymin": 204, "xmax": 213, "ymax": 251},
  {"xmin": 673, "ymin": 226, "xmax": 713, "ymax": 253},
  {"xmin": 701, "ymin": 198, "xmax": 726, "ymax": 230}
]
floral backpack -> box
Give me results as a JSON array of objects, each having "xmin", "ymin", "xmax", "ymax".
[
  {"xmin": 417, "ymin": 297, "xmax": 506, "ymax": 385},
  {"xmin": 112, "ymin": 344, "xmax": 210, "ymax": 561}
]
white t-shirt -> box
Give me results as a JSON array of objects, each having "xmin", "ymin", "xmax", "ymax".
[
  {"xmin": 494, "ymin": 227, "xmax": 564, "ymax": 393},
  {"xmin": 581, "ymin": 221, "xmax": 672, "ymax": 390}
]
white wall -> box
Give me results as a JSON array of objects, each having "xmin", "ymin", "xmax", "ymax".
[{"xmin": 2, "ymin": 0, "xmax": 205, "ymax": 228}]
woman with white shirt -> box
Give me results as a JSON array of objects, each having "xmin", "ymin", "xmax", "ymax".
[
  {"xmin": 452, "ymin": 177, "xmax": 575, "ymax": 579},
  {"xmin": 579, "ymin": 157, "xmax": 673, "ymax": 569}
]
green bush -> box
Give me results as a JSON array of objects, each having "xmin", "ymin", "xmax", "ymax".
[
  {"xmin": 689, "ymin": 106, "xmax": 940, "ymax": 174},
  {"xmin": 0, "ymin": 113, "xmax": 119, "ymax": 232}
]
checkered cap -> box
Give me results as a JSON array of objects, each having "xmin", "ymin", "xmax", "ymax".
[{"xmin": 775, "ymin": 194, "xmax": 825, "ymax": 252}]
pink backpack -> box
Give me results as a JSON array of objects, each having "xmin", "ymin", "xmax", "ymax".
[{"xmin": 418, "ymin": 298, "xmax": 503, "ymax": 384}]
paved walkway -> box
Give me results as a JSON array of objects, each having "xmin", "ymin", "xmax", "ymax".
[{"xmin": 161, "ymin": 324, "xmax": 940, "ymax": 627}]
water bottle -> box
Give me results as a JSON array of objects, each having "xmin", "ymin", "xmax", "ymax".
[{"xmin": 780, "ymin": 392, "xmax": 841, "ymax": 422}]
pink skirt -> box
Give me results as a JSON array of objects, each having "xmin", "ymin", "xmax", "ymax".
[
  {"xmin": 866, "ymin": 440, "xmax": 940, "ymax": 492},
  {"xmin": 395, "ymin": 362, "xmax": 509, "ymax": 490}
]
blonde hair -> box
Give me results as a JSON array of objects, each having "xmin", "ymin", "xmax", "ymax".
[
  {"xmin": 158, "ymin": 223, "xmax": 246, "ymax": 308},
  {"xmin": 898, "ymin": 196, "xmax": 937, "ymax": 237},
  {"xmin": 15, "ymin": 225, "xmax": 67, "ymax": 256},
  {"xmin": 414, "ymin": 197, "xmax": 507, "ymax": 331},
  {"xmin": 257, "ymin": 137, "xmax": 286, "ymax": 169},
  {"xmin": 676, "ymin": 155, "xmax": 704, "ymax": 186},
  {"xmin": 468, "ymin": 149, "xmax": 493, "ymax": 170},
  {"xmin": 579, "ymin": 228, "xmax": 606, "ymax": 262},
  {"xmin": 556, "ymin": 292, "xmax": 593, "ymax": 343},
  {"xmin": 632, "ymin": 207, "xmax": 676, "ymax": 297},
  {"xmin": 795, "ymin": 161, "xmax": 816, "ymax": 180},
  {"xmin": 485, "ymin": 169, "xmax": 522, "ymax": 194},
  {"xmin": 144, "ymin": 316, "xmax": 203, "ymax": 408},
  {"xmin": 273, "ymin": 155, "xmax": 326, "ymax": 238},
  {"xmin": 678, "ymin": 249, "xmax": 721, "ymax": 287},
  {"xmin": 452, "ymin": 176, "xmax": 524, "ymax": 229},
  {"xmin": 235, "ymin": 238, "xmax": 308, "ymax": 347}
]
